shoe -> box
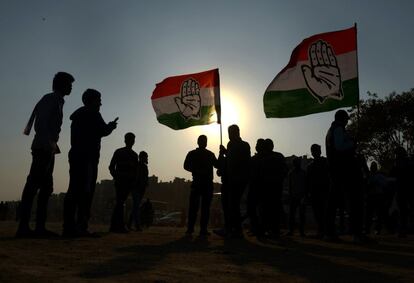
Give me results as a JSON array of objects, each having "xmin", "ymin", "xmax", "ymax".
[
  {"xmin": 34, "ymin": 228, "xmax": 60, "ymax": 238},
  {"xmin": 15, "ymin": 227, "xmax": 36, "ymax": 239}
]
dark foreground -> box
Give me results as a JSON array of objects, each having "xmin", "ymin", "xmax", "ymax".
[{"xmin": 0, "ymin": 222, "xmax": 413, "ymax": 283}]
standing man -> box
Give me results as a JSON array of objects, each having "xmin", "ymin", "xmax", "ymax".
[
  {"xmin": 128, "ymin": 151, "xmax": 149, "ymax": 231},
  {"xmin": 260, "ymin": 138, "xmax": 287, "ymax": 239},
  {"xmin": 220, "ymin": 125, "xmax": 251, "ymax": 238},
  {"xmin": 306, "ymin": 144, "xmax": 330, "ymax": 238},
  {"xmin": 184, "ymin": 135, "xmax": 218, "ymax": 236},
  {"xmin": 17, "ymin": 72, "xmax": 74, "ymax": 238},
  {"xmin": 109, "ymin": 132, "xmax": 139, "ymax": 233},
  {"xmin": 325, "ymin": 110, "xmax": 364, "ymax": 243},
  {"xmin": 63, "ymin": 89, "xmax": 117, "ymax": 237}
]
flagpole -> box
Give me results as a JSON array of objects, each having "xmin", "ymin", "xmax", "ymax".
[
  {"xmin": 216, "ymin": 68, "xmax": 222, "ymax": 146},
  {"xmin": 354, "ymin": 22, "xmax": 361, "ymax": 145},
  {"xmin": 219, "ymin": 123, "xmax": 223, "ymax": 146}
]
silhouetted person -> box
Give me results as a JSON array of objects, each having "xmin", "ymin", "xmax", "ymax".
[
  {"xmin": 325, "ymin": 110, "xmax": 365, "ymax": 243},
  {"xmin": 259, "ymin": 138, "xmax": 287, "ymax": 239},
  {"xmin": 184, "ymin": 135, "xmax": 218, "ymax": 236},
  {"xmin": 219, "ymin": 125, "xmax": 251, "ymax": 238},
  {"xmin": 287, "ymin": 157, "xmax": 306, "ymax": 237},
  {"xmin": 365, "ymin": 161, "xmax": 388, "ymax": 235},
  {"xmin": 391, "ymin": 147, "xmax": 413, "ymax": 237},
  {"xmin": 109, "ymin": 132, "xmax": 138, "ymax": 233},
  {"xmin": 247, "ymin": 138, "xmax": 266, "ymax": 236},
  {"xmin": 214, "ymin": 145, "xmax": 230, "ymax": 237},
  {"xmin": 128, "ymin": 151, "xmax": 149, "ymax": 231},
  {"xmin": 306, "ymin": 144, "xmax": 330, "ymax": 238},
  {"xmin": 63, "ymin": 89, "xmax": 117, "ymax": 237},
  {"xmin": 16, "ymin": 72, "xmax": 74, "ymax": 238}
]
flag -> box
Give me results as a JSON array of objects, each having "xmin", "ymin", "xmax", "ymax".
[
  {"xmin": 152, "ymin": 68, "xmax": 221, "ymax": 130},
  {"xmin": 264, "ymin": 26, "xmax": 359, "ymax": 118}
]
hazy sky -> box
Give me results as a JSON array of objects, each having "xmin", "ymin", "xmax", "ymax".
[{"xmin": 1, "ymin": 0, "xmax": 413, "ymax": 201}]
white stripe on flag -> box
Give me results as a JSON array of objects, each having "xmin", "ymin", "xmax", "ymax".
[{"xmin": 267, "ymin": 51, "xmax": 357, "ymax": 92}]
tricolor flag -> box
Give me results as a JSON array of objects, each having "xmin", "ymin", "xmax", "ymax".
[
  {"xmin": 264, "ymin": 26, "xmax": 359, "ymax": 118},
  {"xmin": 152, "ymin": 69, "xmax": 221, "ymax": 130}
]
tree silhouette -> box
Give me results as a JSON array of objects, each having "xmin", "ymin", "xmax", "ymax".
[{"xmin": 348, "ymin": 89, "xmax": 414, "ymax": 171}]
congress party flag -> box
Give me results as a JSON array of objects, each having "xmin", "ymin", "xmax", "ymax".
[
  {"xmin": 152, "ymin": 69, "xmax": 221, "ymax": 130},
  {"xmin": 264, "ymin": 26, "xmax": 359, "ymax": 118}
]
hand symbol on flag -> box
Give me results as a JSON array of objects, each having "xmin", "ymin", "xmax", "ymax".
[
  {"xmin": 301, "ymin": 40, "xmax": 344, "ymax": 104},
  {"xmin": 175, "ymin": 78, "xmax": 201, "ymax": 120}
]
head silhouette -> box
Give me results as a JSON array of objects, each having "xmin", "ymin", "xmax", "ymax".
[
  {"xmin": 197, "ymin": 135, "xmax": 207, "ymax": 149},
  {"xmin": 82, "ymin": 89, "xmax": 101, "ymax": 112},
  {"xmin": 264, "ymin": 138, "xmax": 274, "ymax": 153},
  {"xmin": 139, "ymin": 151, "xmax": 148, "ymax": 164},
  {"xmin": 334, "ymin": 109, "xmax": 349, "ymax": 127},
  {"xmin": 124, "ymin": 132, "xmax": 135, "ymax": 148},
  {"xmin": 310, "ymin": 144, "xmax": 321, "ymax": 159},
  {"xmin": 228, "ymin": 124, "xmax": 240, "ymax": 141},
  {"xmin": 255, "ymin": 138, "xmax": 266, "ymax": 154},
  {"xmin": 53, "ymin": 72, "xmax": 74, "ymax": 96}
]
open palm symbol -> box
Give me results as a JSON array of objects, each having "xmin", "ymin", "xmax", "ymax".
[
  {"xmin": 175, "ymin": 78, "xmax": 201, "ymax": 120},
  {"xmin": 301, "ymin": 40, "xmax": 344, "ymax": 104}
]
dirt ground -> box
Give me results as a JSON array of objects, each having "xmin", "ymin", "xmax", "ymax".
[{"xmin": 0, "ymin": 222, "xmax": 413, "ymax": 283}]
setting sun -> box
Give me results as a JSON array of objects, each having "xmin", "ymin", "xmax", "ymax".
[{"xmin": 193, "ymin": 87, "xmax": 247, "ymax": 146}]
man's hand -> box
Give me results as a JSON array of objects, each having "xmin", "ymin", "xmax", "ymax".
[
  {"xmin": 108, "ymin": 117, "xmax": 118, "ymax": 130},
  {"xmin": 174, "ymin": 78, "xmax": 201, "ymax": 120},
  {"xmin": 301, "ymin": 40, "xmax": 344, "ymax": 103},
  {"xmin": 219, "ymin": 145, "xmax": 227, "ymax": 156}
]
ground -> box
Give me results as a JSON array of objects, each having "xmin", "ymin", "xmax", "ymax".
[{"xmin": 0, "ymin": 222, "xmax": 413, "ymax": 283}]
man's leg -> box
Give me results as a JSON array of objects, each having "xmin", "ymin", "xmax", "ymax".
[
  {"xmin": 288, "ymin": 198, "xmax": 298, "ymax": 234},
  {"xmin": 325, "ymin": 181, "xmax": 341, "ymax": 238},
  {"xmin": 128, "ymin": 189, "xmax": 140, "ymax": 229},
  {"xmin": 110, "ymin": 183, "xmax": 130, "ymax": 232},
  {"xmin": 77, "ymin": 160, "xmax": 98, "ymax": 233},
  {"xmin": 17, "ymin": 150, "xmax": 53, "ymax": 236},
  {"xmin": 299, "ymin": 199, "xmax": 306, "ymax": 236},
  {"xmin": 36, "ymin": 154, "xmax": 55, "ymax": 232},
  {"xmin": 229, "ymin": 182, "xmax": 246, "ymax": 237},
  {"xmin": 63, "ymin": 157, "xmax": 86, "ymax": 236},
  {"xmin": 187, "ymin": 186, "xmax": 200, "ymax": 234},
  {"xmin": 200, "ymin": 184, "xmax": 213, "ymax": 234}
]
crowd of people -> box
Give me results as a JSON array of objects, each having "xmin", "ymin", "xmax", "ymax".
[
  {"xmin": 182, "ymin": 112, "xmax": 414, "ymax": 243},
  {"xmin": 15, "ymin": 72, "xmax": 414, "ymax": 243}
]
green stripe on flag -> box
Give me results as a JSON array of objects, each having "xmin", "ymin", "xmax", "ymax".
[
  {"xmin": 264, "ymin": 78, "xmax": 358, "ymax": 118},
  {"xmin": 157, "ymin": 106, "xmax": 217, "ymax": 130}
]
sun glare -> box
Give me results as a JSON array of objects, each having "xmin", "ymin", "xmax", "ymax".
[{"xmin": 194, "ymin": 88, "xmax": 246, "ymax": 146}]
